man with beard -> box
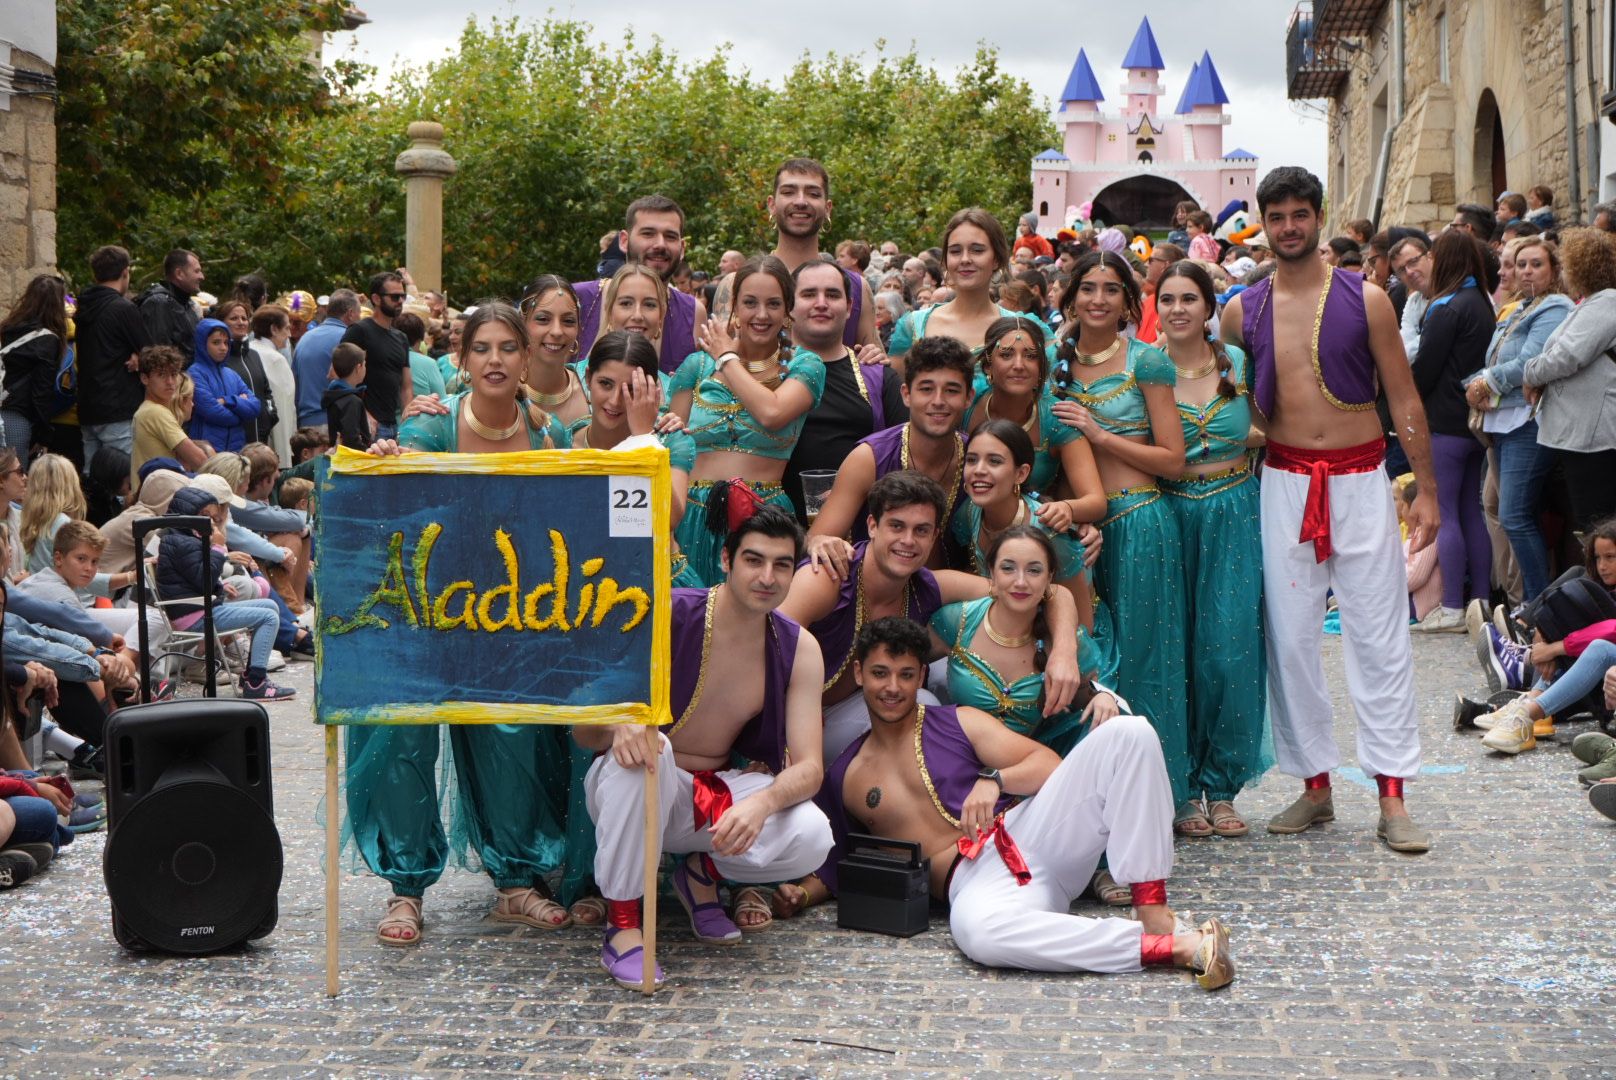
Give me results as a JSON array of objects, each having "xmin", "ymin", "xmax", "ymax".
[
  {"xmin": 574, "ymin": 196, "xmax": 707, "ymax": 373},
  {"xmin": 782, "ymin": 258, "xmax": 908, "ymax": 522},
  {"xmin": 575, "ymin": 505, "xmax": 832, "ymax": 989},
  {"xmin": 713, "ymin": 158, "xmax": 879, "ymax": 349},
  {"xmin": 136, "ymin": 249, "xmax": 204, "ymax": 353},
  {"xmin": 1221, "ymin": 167, "xmax": 1440, "ymax": 854},
  {"xmin": 340, "ymin": 272, "xmax": 411, "ymax": 440},
  {"xmin": 801, "ymin": 336, "xmax": 976, "ymax": 578},
  {"xmin": 775, "ymin": 617, "xmax": 1234, "ymax": 990},
  {"xmin": 782, "ymin": 470, "xmax": 1085, "ymax": 764}
]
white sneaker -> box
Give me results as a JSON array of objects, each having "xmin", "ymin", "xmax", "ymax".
[
  {"xmin": 266, "ymin": 649, "xmax": 287, "ymax": 672},
  {"xmin": 1479, "ymin": 702, "xmax": 1537, "ymax": 753},
  {"xmin": 1412, "ymin": 606, "xmax": 1465, "ymax": 633}
]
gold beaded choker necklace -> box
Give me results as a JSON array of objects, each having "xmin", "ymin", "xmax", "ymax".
[
  {"xmin": 982, "ymin": 607, "xmax": 1035, "ymax": 649},
  {"xmin": 1072, "ymin": 337, "xmax": 1123, "ymax": 367},
  {"xmin": 1174, "ymin": 358, "xmax": 1218, "ymax": 381},
  {"xmin": 462, "ymin": 397, "xmax": 523, "ymax": 441},
  {"xmin": 744, "ymin": 348, "xmax": 784, "ymax": 388},
  {"xmin": 533, "ymin": 369, "xmax": 578, "ymax": 408}
]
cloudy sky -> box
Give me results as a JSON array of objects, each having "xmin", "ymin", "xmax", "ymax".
[{"xmin": 330, "ymin": 2, "xmax": 1327, "ymax": 181}]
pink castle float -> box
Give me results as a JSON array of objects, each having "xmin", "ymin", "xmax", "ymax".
[{"xmin": 1032, "ymin": 17, "xmax": 1259, "ymax": 232}]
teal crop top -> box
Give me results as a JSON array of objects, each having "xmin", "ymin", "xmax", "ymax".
[
  {"xmin": 1051, "ymin": 338, "xmax": 1175, "ymax": 438},
  {"xmin": 1177, "ymin": 345, "xmax": 1253, "ymax": 466},
  {"xmin": 566, "ymin": 415, "xmax": 697, "ymax": 474},
  {"xmin": 930, "ymin": 597, "xmax": 1097, "ymax": 750},
  {"xmin": 670, "ymin": 348, "xmax": 826, "ymax": 461},
  {"xmin": 890, "ymin": 302, "xmax": 1055, "ymax": 360},
  {"xmin": 397, "ymin": 391, "xmax": 571, "ymax": 452},
  {"xmin": 950, "ymin": 492, "xmax": 1086, "ymax": 582},
  {"xmin": 962, "ymin": 392, "xmax": 1080, "ymax": 495}
]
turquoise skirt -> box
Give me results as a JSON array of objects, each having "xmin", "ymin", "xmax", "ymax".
[
  {"xmin": 1165, "ymin": 467, "xmax": 1271, "ymax": 801},
  {"xmin": 676, "ymin": 480, "xmax": 792, "ymax": 586},
  {"xmin": 1096, "ymin": 487, "xmax": 1191, "ymax": 806}
]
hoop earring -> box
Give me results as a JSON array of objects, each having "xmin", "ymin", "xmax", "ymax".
[
  {"xmin": 568, "ymin": 340, "xmax": 579, "ymax": 358},
  {"xmin": 1014, "ymin": 482, "xmax": 1022, "ymax": 498}
]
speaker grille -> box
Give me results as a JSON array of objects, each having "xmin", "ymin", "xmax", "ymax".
[{"xmin": 104, "ymin": 778, "xmax": 282, "ymax": 953}]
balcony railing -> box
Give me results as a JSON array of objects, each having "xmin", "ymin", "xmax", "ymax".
[
  {"xmin": 1288, "ymin": 3, "xmax": 1349, "ymax": 100},
  {"xmin": 1314, "ymin": 0, "xmax": 1387, "ymax": 37}
]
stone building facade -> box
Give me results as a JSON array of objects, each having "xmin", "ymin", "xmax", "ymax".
[
  {"xmin": 0, "ymin": 0, "xmax": 57, "ymax": 311},
  {"xmin": 1289, "ymin": 0, "xmax": 1616, "ymax": 232}
]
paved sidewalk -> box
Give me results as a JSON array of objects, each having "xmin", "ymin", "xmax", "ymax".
[{"xmin": 2, "ymin": 633, "xmax": 1614, "ymax": 1079}]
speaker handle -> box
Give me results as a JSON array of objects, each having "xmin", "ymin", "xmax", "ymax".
[{"xmin": 133, "ymin": 515, "xmax": 218, "ymax": 701}]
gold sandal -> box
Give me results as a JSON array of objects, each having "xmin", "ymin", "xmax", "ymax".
[
  {"xmin": 1190, "ymin": 917, "xmax": 1234, "ymax": 990},
  {"xmin": 730, "ymin": 886, "xmax": 775, "ymax": 933},
  {"xmin": 377, "ymin": 895, "xmax": 423, "ymax": 947},
  {"xmin": 491, "ymin": 885, "xmax": 572, "ymax": 930},
  {"xmin": 1090, "ymin": 868, "xmax": 1132, "ymax": 906},
  {"xmin": 570, "ymin": 894, "xmax": 607, "ymax": 926},
  {"xmin": 1205, "ymin": 800, "xmax": 1249, "ymax": 838},
  {"xmin": 1174, "ymin": 799, "xmax": 1214, "ymax": 838}
]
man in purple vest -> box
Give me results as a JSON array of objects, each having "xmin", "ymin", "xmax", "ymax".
[
  {"xmin": 803, "ymin": 336, "xmax": 975, "ymax": 578},
  {"xmin": 712, "ymin": 157, "xmax": 879, "ymax": 350},
  {"xmin": 573, "ymin": 195, "xmax": 707, "ymax": 373},
  {"xmin": 574, "ymin": 505, "xmax": 832, "ymax": 991},
  {"xmin": 783, "ymin": 470, "xmax": 1085, "ymax": 762},
  {"xmin": 782, "ymin": 258, "xmax": 909, "ymax": 521},
  {"xmin": 1221, "ymin": 166, "xmax": 1440, "ymax": 854},
  {"xmin": 772, "ymin": 617, "xmax": 1233, "ymax": 989}
]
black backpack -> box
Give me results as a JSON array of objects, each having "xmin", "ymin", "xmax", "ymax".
[{"xmin": 1519, "ymin": 567, "xmax": 1616, "ymax": 643}]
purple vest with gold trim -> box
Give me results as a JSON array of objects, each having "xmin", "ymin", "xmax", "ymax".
[{"xmin": 1241, "ymin": 268, "xmax": 1378, "ymax": 417}]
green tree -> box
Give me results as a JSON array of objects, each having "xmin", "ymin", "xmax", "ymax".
[
  {"xmin": 55, "ymin": 0, "xmax": 359, "ymax": 277},
  {"xmin": 59, "ymin": 16, "xmax": 1055, "ymax": 303}
]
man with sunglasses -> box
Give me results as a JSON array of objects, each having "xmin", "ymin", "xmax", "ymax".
[{"xmin": 340, "ymin": 272, "xmax": 411, "ymax": 439}]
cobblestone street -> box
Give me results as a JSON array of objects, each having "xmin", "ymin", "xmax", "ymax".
[{"xmin": 3, "ymin": 631, "xmax": 1614, "ymax": 1079}]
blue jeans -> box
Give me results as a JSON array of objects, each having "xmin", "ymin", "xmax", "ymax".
[
  {"xmin": 4, "ymin": 794, "xmax": 69, "ymax": 853},
  {"xmin": 82, "ymin": 420, "xmax": 135, "ymax": 465},
  {"xmin": 210, "ymin": 598, "xmax": 280, "ymax": 672},
  {"xmin": 0, "ymin": 410, "xmax": 30, "ymax": 456},
  {"xmin": 1493, "ymin": 420, "xmax": 1557, "ymax": 602},
  {"xmin": 374, "ymin": 424, "xmax": 396, "ymax": 442},
  {"xmin": 1537, "ymin": 639, "xmax": 1616, "ymax": 718}
]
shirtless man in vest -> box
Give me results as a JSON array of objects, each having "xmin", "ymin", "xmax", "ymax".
[
  {"xmin": 574, "ymin": 195, "xmax": 708, "ymax": 372},
  {"xmin": 574, "ymin": 506, "xmax": 832, "ymax": 990},
  {"xmin": 802, "ymin": 336, "xmax": 976, "ymax": 578},
  {"xmin": 778, "ymin": 617, "xmax": 1233, "ymax": 989},
  {"xmin": 781, "ymin": 470, "xmax": 1085, "ymax": 766},
  {"xmin": 1221, "ymin": 166, "xmax": 1440, "ymax": 853},
  {"xmin": 712, "ymin": 157, "xmax": 880, "ymax": 350}
]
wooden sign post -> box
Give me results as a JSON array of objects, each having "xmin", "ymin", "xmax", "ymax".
[{"xmin": 313, "ymin": 446, "xmax": 673, "ymax": 997}]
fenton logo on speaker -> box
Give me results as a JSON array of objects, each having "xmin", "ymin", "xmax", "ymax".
[{"xmin": 179, "ymin": 926, "xmax": 216, "ymax": 937}]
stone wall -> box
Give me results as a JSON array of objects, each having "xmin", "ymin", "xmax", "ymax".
[
  {"xmin": 0, "ymin": 45, "xmax": 56, "ymax": 312},
  {"xmin": 1324, "ymin": 0, "xmax": 1605, "ymax": 233}
]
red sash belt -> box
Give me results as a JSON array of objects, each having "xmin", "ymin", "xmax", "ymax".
[
  {"xmin": 1264, "ymin": 438, "xmax": 1385, "ymax": 562},
  {"xmin": 691, "ymin": 770, "xmax": 734, "ymax": 830},
  {"xmin": 956, "ymin": 813, "xmax": 1032, "ymax": 886}
]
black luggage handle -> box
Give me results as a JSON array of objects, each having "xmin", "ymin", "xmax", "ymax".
[
  {"xmin": 133, "ymin": 516, "xmax": 217, "ymax": 702},
  {"xmin": 845, "ymin": 833, "xmax": 925, "ymax": 867}
]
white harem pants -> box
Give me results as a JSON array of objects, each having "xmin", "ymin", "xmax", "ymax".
[
  {"xmin": 1260, "ymin": 465, "xmax": 1422, "ymax": 781},
  {"xmin": 585, "ymin": 734, "xmax": 833, "ymax": 901},
  {"xmin": 946, "ymin": 715, "xmax": 1174, "ymax": 973}
]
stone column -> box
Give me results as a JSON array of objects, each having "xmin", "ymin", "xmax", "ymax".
[{"xmin": 392, "ymin": 121, "xmax": 456, "ymax": 296}]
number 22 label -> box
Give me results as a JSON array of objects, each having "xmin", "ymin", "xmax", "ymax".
[{"xmin": 608, "ymin": 476, "xmax": 653, "ymax": 537}]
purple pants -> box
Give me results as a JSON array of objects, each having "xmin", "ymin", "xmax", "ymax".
[{"xmin": 1430, "ymin": 432, "xmax": 1491, "ymax": 609}]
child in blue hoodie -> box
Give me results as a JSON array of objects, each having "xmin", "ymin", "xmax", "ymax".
[{"xmin": 185, "ymin": 318, "xmax": 261, "ymax": 453}]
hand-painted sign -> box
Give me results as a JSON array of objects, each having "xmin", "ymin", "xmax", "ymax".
[{"xmin": 313, "ymin": 446, "xmax": 671, "ymax": 727}]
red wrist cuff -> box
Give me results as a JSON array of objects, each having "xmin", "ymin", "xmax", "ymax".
[
  {"xmin": 1304, "ymin": 771, "xmax": 1332, "ymax": 791},
  {"xmin": 1375, "ymin": 775, "xmax": 1404, "ymax": 799},
  {"xmin": 605, "ymin": 898, "xmax": 641, "ymax": 930},
  {"xmin": 1140, "ymin": 933, "xmax": 1175, "ymax": 967},
  {"xmin": 1129, "ymin": 880, "xmax": 1167, "ymax": 907}
]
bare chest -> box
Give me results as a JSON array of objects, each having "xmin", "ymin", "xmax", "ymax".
[{"xmin": 843, "ymin": 748, "xmax": 960, "ymax": 856}]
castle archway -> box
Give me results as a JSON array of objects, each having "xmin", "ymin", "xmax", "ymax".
[{"xmin": 1091, "ymin": 175, "xmax": 1198, "ymax": 231}]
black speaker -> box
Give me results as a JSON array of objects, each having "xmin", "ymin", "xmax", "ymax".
[{"xmin": 102, "ymin": 699, "xmax": 283, "ymax": 953}]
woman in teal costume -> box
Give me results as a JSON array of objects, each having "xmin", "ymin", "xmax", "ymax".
[
  {"xmin": 931, "ymin": 525, "xmax": 1118, "ymax": 757},
  {"xmin": 669, "ymin": 255, "xmax": 824, "ymax": 585},
  {"xmin": 886, "ymin": 208, "xmax": 1055, "ymax": 370},
  {"xmin": 566, "ymin": 264, "xmax": 675, "ymax": 407},
  {"xmin": 1049, "ymin": 250, "xmax": 1196, "ymax": 830},
  {"xmin": 1155, "ymin": 261, "xmax": 1270, "ymax": 837},
  {"xmin": 354, "ymin": 302, "xmax": 575, "ymax": 946},
  {"xmin": 962, "ymin": 316, "xmax": 1106, "ymax": 517},
  {"xmin": 951, "ymin": 419, "xmax": 1118, "ymax": 688}
]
